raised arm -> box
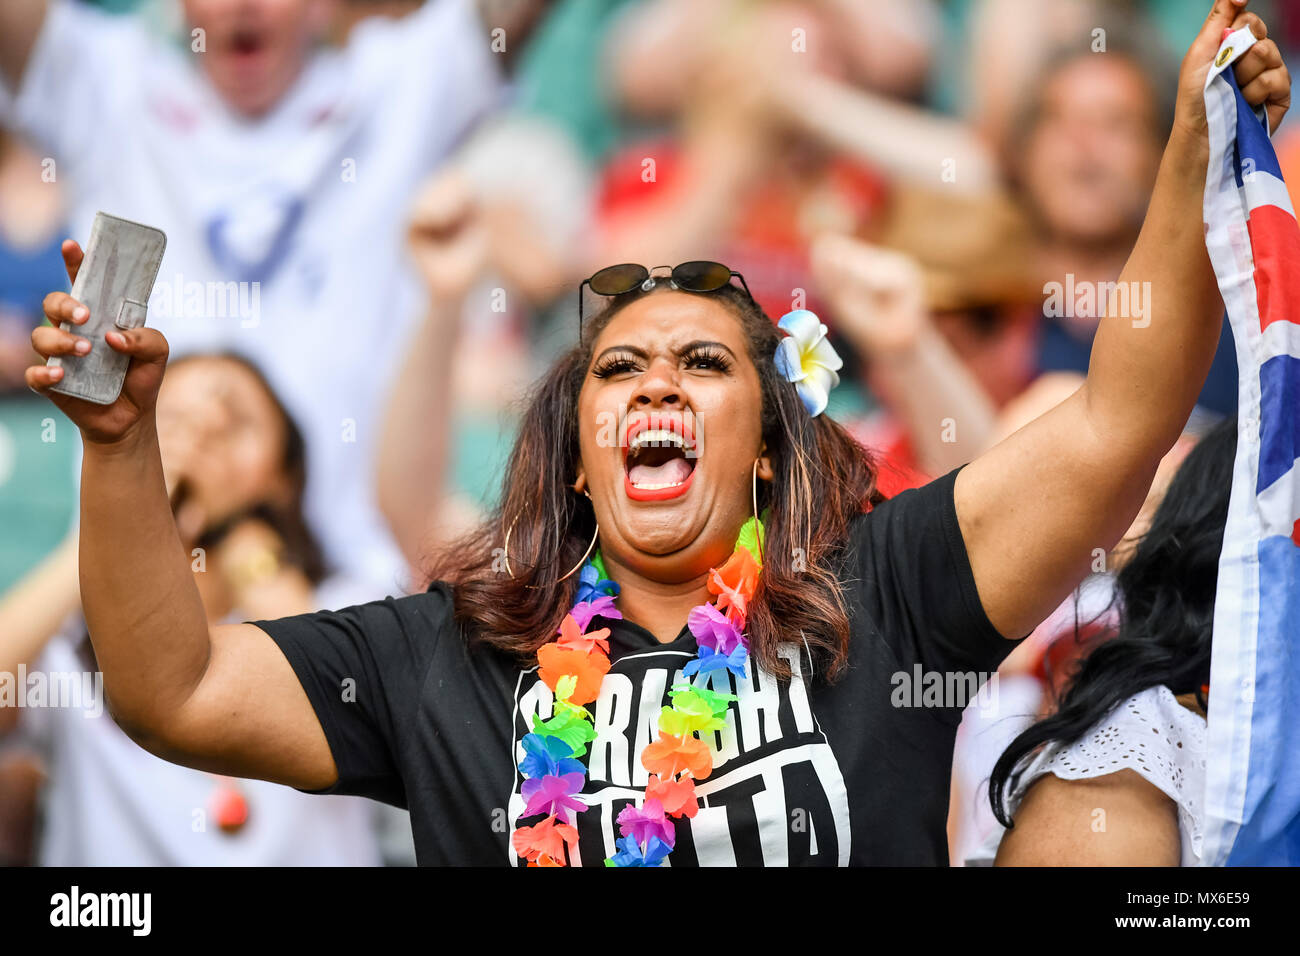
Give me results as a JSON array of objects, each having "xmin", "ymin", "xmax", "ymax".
[
  {"xmin": 955, "ymin": 0, "xmax": 1289, "ymax": 638},
  {"xmin": 376, "ymin": 173, "xmax": 482, "ymax": 570},
  {"xmin": 772, "ymin": 70, "xmax": 999, "ymax": 196},
  {"xmin": 811, "ymin": 234, "xmax": 1000, "ymax": 474},
  {"xmin": 0, "ymin": 0, "xmax": 47, "ymax": 89},
  {"xmin": 23, "ymin": 242, "xmax": 337, "ymax": 790}
]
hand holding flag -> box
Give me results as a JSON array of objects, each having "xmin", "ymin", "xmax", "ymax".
[{"xmin": 1175, "ymin": 1, "xmax": 1289, "ymax": 149}]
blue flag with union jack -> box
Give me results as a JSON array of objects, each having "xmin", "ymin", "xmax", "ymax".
[{"xmin": 1202, "ymin": 26, "xmax": 1300, "ymax": 866}]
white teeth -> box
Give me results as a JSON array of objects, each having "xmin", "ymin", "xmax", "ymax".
[
  {"xmin": 629, "ymin": 429, "xmax": 690, "ymax": 453},
  {"xmin": 631, "ymin": 479, "xmax": 687, "ymax": 490}
]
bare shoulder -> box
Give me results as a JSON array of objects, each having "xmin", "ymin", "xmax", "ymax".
[{"xmin": 994, "ymin": 768, "xmax": 1181, "ymax": 866}]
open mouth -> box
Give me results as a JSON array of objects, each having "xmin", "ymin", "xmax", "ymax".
[
  {"xmin": 228, "ymin": 27, "xmax": 267, "ymax": 60},
  {"xmin": 623, "ymin": 414, "xmax": 698, "ymax": 502}
]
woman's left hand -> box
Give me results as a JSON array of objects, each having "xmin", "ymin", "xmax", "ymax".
[{"xmin": 1174, "ymin": 0, "xmax": 1290, "ymax": 145}]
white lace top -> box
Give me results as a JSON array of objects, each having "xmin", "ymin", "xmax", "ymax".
[{"xmin": 967, "ymin": 685, "xmax": 1207, "ymax": 865}]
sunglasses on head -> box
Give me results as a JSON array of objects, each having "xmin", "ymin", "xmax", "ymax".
[{"xmin": 578, "ymin": 261, "xmax": 752, "ymax": 344}]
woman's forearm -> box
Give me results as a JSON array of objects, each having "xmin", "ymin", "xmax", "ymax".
[
  {"xmin": 1082, "ymin": 126, "xmax": 1222, "ymax": 458},
  {"xmin": 77, "ymin": 418, "xmax": 212, "ymax": 735},
  {"xmin": 954, "ymin": 128, "xmax": 1228, "ymax": 638}
]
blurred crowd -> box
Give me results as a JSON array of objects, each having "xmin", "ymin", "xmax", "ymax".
[{"xmin": 0, "ymin": 0, "xmax": 1294, "ymax": 866}]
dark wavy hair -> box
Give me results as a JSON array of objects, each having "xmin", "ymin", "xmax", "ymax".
[
  {"xmin": 988, "ymin": 417, "xmax": 1237, "ymax": 827},
  {"xmin": 422, "ymin": 283, "xmax": 884, "ymax": 680}
]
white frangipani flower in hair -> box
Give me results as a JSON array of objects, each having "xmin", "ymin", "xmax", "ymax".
[{"xmin": 773, "ymin": 309, "xmax": 843, "ymax": 417}]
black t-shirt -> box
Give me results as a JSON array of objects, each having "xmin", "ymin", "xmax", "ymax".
[{"xmin": 254, "ymin": 468, "xmax": 1014, "ymax": 865}]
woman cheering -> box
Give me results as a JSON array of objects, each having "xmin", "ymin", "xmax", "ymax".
[{"xmin": 22, "ymin": 0, "xmax": 1291, "ymax": 865}]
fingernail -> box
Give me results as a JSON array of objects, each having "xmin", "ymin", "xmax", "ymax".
[
  {"xmin": 75, "ymin": 339, "xmax": 90, "ymax": 354},
  {"xmin": 50, "ymin": 366, "xmax": 63, "ymax": 379},
  {"xmin": 73, "ymin": 306, "xmax": 88, "ymax": 320}
]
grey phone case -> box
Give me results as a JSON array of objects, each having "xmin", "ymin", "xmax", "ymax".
[{"xmin": 47, "ymin": 212, "xmax": 167, "ymax": 405}]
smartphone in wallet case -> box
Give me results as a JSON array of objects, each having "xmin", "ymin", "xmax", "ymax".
[{"xmin": 46, "ymin": 212, "xmax": 167, "ymax": 405}]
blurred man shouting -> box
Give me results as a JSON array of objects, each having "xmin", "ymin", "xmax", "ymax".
[{"xmin": 0, "ymin": 0, "xmax": 545, "ymax": 588}]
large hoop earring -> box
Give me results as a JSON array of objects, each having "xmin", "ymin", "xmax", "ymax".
[
  {"xmin": 752, "ymin": 457, "xmax": 764, "ymax": 564},
  {"xmin": 501, "ymin": 492, "xmax": 599, "ymax": 585}
]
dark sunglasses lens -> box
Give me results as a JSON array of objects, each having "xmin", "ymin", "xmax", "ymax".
[
  {"xmin": 589, "ymin": 263, "xmax": 649, "ymax": 296},
  {"xmin": 672, "ymin": 260, "xmax": 732, "ymax": 292}
]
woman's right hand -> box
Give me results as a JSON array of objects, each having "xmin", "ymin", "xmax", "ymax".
[{"xmin": 25, "ymin": 239, "xmax": 170, "ymax": 447}]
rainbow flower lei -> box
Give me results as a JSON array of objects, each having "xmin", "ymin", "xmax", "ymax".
[{"xmin": 511, "ymin": 516, "xmax": 765, "ymax": 867}]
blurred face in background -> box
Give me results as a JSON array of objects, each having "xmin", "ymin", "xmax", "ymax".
[
  {"xmin": 183, "ymin": 0, "xmax": 336, "ymax": 117},
  {"xmin": 156, "ymin": 356, "xmax": 293, "ymax": 531},
  {"xmin": 1019, "ymin": 55, "xmax": 1163, "ymax": 248}
]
